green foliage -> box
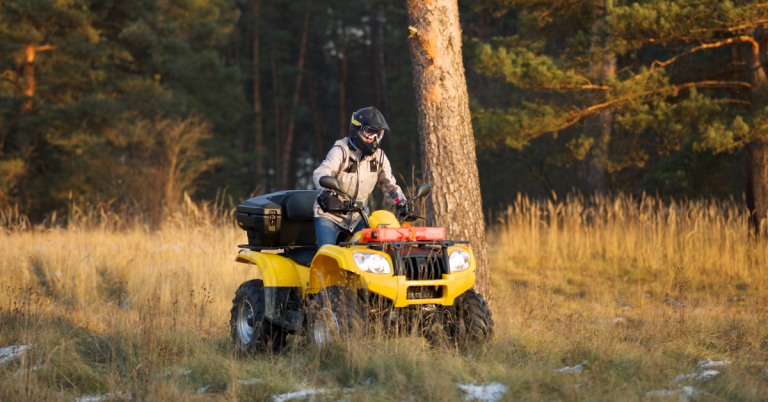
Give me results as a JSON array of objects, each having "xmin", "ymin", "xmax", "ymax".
[
  {"xmin": 470, "ymin": 0, "xmax": 764, "ymax": 196},
  {"xmin": 0, "ymin": 0, "xmax": 243, "ymax": 214}
]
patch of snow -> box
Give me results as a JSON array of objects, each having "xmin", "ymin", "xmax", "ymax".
[
  {"xmin": 457, "ymin": 383, "xmax": 508, "ymax": 402},
  {"xmin": 270, "ymin": 389, "xmax": 329, "ymax": 402},
  {"xmin": 197, "ymin": 385, "xmax": 212, "ymax": 394},
  {"xmin": 612, "ymin": 317, "xmax": 625, "ymax": 323},
  {"xmin": 671, "ymin": 370, "xmax": 720, "ymax": 383},
  {"xmin": 555, "ymin": 360, "xmax": 588, "ymax": 374},
  {"xmin": 237, "ymin": 378, "xmax": 262, "ymax": 385},
  {"xmin": 646, "ymin": 386, "xmax": 700, "ymax": 401},
  {"xmin": 697, "ymin": 358, "xmax": 731, "ymax": 370},
  {"xmin": 73, "ymin": 391, "xmax": 131, "ymax": 402},
  {"xmin": 0, "ymin": 344, "xmax": 34, "ymax": 365}
]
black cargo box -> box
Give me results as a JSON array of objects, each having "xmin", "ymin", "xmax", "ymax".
[{"xmin": 236, "ymin": 190, "xmax": 319, "ymax": 247}]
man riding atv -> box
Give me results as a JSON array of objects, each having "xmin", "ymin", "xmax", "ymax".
[
  {"xmin": 230, "ymin": 106, "xmax": 493, "ymax": 354},
  {"xmin": 314, "ymin": 106, "xmax": 411, "ymax": 248}
]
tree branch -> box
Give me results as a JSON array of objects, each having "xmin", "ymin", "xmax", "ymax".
[
  {"xmin": 649, "ymin": 36, "xmax": 759, "ymax": 71},
  {"xmin": 534, "ymin": 80, "xmax": 752, "ymax": 136},
  {"xmin": 691, "ymin": 19, "xmax": 768, "ymax": 34}
]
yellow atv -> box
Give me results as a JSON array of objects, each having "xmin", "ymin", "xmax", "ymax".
[{"xmin": 230, "ymin": 177, "xmax": 493, "ymax": 354}]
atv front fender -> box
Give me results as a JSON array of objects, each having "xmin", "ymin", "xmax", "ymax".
[{"xmin": 307, "ymin": 245, "xmax": 378, "ymax": 294}]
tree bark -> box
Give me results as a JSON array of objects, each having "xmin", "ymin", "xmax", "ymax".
[
  {"xmin": 17, "ymin": 43, "xmax": 36, "ymax": 204},
  {"xmin": 406, "ymin": 0, "xmax": 492, "ymax": 297},
  {"xmin": 306, "ymin": 62, "xmax": 325, "ymax": 160},
  {"xmin": 583, "ymin": 0, "xmax": 615, "ymax": 194},
  {"xmin": 253, "ymin": 0, "xmax": 264, "ymax": 184},
  {"xmin": 337, "ymin": 32, "xmax": 348, "ymax": 139},
  {"xmin": 377, "ymin": 4, "xmax": 390, "ymax": 117},
  {"xmin": 280, "ymin": 12, "xmax": 310, "ymax": 190},
  {"xmin": 744, "ymin": 26, "xmax": 768, "ymax": 235},
  {"xmin": 271, "ymin": 46, "xmax": 283, "ymax": 191}
]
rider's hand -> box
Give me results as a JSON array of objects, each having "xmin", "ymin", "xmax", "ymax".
[{"xmin": 396, "ymin": 201, "xmax": 412, "ymax": 218}]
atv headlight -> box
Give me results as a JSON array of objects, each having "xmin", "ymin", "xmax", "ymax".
[
  {"xmin": 449, "ymin": 250, "xmax": 471, "ymax": 272},
  {"xmin": 352, "ymin": 252, "xmax": 391, "ymax": 274}
]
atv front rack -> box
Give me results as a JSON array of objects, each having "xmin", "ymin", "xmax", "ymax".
[
  {"xmin": 337, "ymin": 240, "xmax": 469, "ymax": 247},
  {"xmin": 339, "ymin": 240, "xmax": 470, "ymax": 279}
]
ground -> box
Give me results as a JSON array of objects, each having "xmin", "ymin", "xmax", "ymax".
[{"xmin": 1, "ymin": 194, "xmax": 767, "ymax": 401}]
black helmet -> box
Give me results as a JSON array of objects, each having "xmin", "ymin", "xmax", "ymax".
[{"xmin": 349, "ymin": 106, "xmax": 389, "ymax": 156}]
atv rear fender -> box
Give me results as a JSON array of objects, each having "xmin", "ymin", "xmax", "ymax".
[
  {"xmin": 235, "ymin": 250, "xmax": 308, "ymax": 331},
  {"xmin": 235, "ymin": 250, "xmax": 308, "ymax": 292}
]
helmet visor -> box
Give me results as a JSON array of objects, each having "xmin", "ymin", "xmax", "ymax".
[{"xmin": 360, "ymin": 125, "xmax": 384, "ymax": 141}]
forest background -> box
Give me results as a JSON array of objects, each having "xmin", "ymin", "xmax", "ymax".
[{"xmin": 1, "ymin": 0, "xmax": 765, "ymax": 222}]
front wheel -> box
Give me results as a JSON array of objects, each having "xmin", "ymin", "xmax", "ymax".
[
  {"xmin": 453, "ymin": 289, "xmax": 494, "ymax": 345},
  {"xmin": 306, "ymin": 286, "xmax": 366, "ymax": 348},
  {"xmin": 230, "ymin": 280, "xmax": 286, "ymax": 355}
]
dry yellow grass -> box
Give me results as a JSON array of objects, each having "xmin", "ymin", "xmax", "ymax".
[{"xmin": 1, "ymin": 193, "xmax": 767, "ymax": 401}]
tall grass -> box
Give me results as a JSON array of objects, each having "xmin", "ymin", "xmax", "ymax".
[{"xmin": 1, "ymin": 193, "xmax": 767, "ymax": 401}]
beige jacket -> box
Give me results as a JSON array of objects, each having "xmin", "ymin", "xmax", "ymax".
[{"xmin": 313, "ymin": 138, "xmax": 405, "ymax": 231}]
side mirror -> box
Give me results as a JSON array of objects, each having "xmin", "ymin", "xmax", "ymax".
[
  {"xmin": 410, "ymin": 183, "xmax": 432, "ymax": 201},
  {"xmin": 319, "ymin": 176, "xmax": 350, "ymax": 198},
  {"xmin": 319, "ymin": 176, "xmax": 341, "ymax": 192}
]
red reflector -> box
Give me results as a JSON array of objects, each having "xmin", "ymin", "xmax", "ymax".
[{"xmin": 360, "ymin": 227, "xmax": 445, "ymax": 242}]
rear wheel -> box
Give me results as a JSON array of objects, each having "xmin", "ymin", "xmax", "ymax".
[
  {"xmin": 453, "ymin": 289, "xmax": 494, "ymax": 344},
  {"xmin": 230, "ymin": 280, "xmax": 286, "ymax": 355},
  {"xmin": 307, "ymin": 286, "xmax": 365, "ymax": 348}
]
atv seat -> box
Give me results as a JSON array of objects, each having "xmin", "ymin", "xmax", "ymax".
[{"xmin": 281, "ymin": 247, "xmax": 318, "ymax": 267}]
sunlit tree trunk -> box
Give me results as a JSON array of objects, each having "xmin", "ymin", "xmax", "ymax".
[
  {"xmin": 18, "ymin": 43, "xmax": 54, "ymax": 206},
  {"xmin": 406, "ymin": 0, "xmax": 492, "ymax": 297},
  {"xmin": 745, "ymin": 26, "xmax": 768, "ymax": 235}
]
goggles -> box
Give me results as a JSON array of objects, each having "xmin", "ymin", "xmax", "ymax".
[{"xmin": 360, "ymin": 125, "xmax": 384, "ymax": 141}]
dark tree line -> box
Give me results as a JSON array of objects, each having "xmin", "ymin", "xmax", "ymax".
[{"xmin": 1, "ymin": 0, "xmax": 765, "ymax": 231}]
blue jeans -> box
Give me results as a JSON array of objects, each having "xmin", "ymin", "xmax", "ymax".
[{"xmin": 315, "ymin": 217, "xmax": 366, "ymax": 248}]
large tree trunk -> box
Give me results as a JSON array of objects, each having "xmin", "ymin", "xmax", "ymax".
[
  {"xmin": 745, "ymin": 27, "xmax": 768, "ymax": 235},
  {"xmin": 583, "ymin": 0, "xmax": 615, "ymax": 194},
  {"xmin": 253, "ymin": 0, "xmax": 264, "ymax": 186},
  {"xmin": 406, "ymin": 0, "xmax": 492, "ymax": 297},
  {"xmin": 280, "ymin": 12, "xmax": 310, "ymax": 190}
]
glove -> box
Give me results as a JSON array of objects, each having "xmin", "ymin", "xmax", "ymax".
[
  {"xmin": 396, "ymin": 201, "xmax": 413, "ymax": 218},
  {"xmin": 318, "ymin": 190, "xmax": 346, "ymax": 212}
]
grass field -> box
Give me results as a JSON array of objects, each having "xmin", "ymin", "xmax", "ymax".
[{"xmin": 1, "ymin": 193, "xmax": 767, "ymax": 401}]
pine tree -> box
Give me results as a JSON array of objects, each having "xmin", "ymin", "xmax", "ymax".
[{"xmin": 472, "ymin": 0, "xmax": 767, "ymax": 230}]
